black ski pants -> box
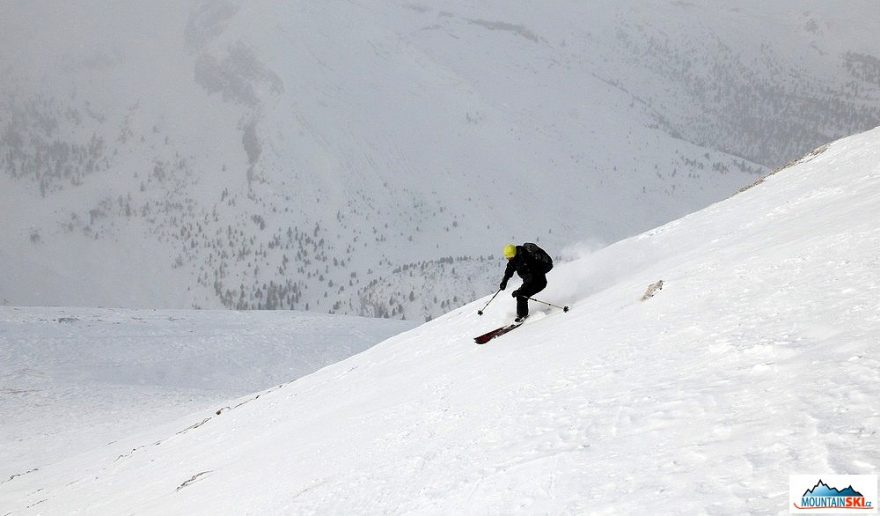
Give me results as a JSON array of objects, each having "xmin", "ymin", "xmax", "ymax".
[{"xmin": 515, "ymin": 275, "xmax": 547, "ymax": 317}]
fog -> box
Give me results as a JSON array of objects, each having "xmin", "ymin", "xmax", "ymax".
[{"xmin": 1, "ymin": 1, "xmax": 879, "ymax": 318}]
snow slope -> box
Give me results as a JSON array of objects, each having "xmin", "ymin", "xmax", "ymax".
[
  {"xmin": 2, "ymin": 1, "xmax": 879, "ymax": 318},
  {"xmin": 1, "ymin": 127, "xmax": 879, "ymax": 514},
  {"xmin": 0, "ymin": 308, "xmax": 414, "ymax": 481}
]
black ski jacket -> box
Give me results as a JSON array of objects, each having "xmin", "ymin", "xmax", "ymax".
[{"xmin": 502, "ymin": 245, "xmax": 545, "ymax": 285}]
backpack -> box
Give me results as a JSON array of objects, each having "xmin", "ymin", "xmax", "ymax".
[{"xmin": 522, "ymin": 242, "xmax": 553, "ymax": 274}]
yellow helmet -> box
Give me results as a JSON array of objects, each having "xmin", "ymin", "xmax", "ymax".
[{"xmin": 503, "ymin": 244, "xmax": 517, "ymax": 259}]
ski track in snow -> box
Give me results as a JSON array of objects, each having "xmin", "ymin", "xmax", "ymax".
[{"xmin": 1, "ymin": 128, "xmax": 880, "ymax": 513}]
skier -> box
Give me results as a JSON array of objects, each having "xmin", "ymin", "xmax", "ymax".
[{"xmin": 498, "ymin": 243, "xmax": 553, "ymax": 322}]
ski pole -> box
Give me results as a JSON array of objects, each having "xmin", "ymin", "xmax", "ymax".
[
  {"xmin": 477, "ymin": 289, "xmax": 502, "ymax": 315},
  {"xmin": 525, "ymin": 296, "xmax": 570, "ymax": 312}
]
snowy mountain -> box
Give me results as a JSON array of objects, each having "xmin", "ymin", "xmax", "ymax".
[
  {"xmin": 0, "ymin": 307, "xmax": 413, "ymax": 481},
  {"xmin": 803, "ymin": 480, "xmax": 863, "ymax": 498},
  {"xmin": 2, "ymin": 1, "xmax": 880, "ymax": 319},
  {"xmin": 2, "ymin": 125, "xmax": 878, "ymax": 514}
]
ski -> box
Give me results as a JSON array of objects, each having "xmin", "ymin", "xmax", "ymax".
[{"xmin": 474, "ymin": 320, "xmax": 525, "ymax": 344}]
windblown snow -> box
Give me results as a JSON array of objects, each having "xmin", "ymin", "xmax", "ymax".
[{"xmin": 2, "ymin": 127, "xmax": 878, "ymax": 514}]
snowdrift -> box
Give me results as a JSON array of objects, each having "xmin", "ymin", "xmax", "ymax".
[{"xmin": 2, "ymin": 127, "xmax": 880, "ymax": 513}]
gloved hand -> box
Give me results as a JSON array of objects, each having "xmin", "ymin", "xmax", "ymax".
[
  {"xmin": 511, "ymin": 289, "xmax": 521, "ymax": 298},
  {"xmin": 499, "ymin": 280, "xmax": 508, "ymax": 291}
]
